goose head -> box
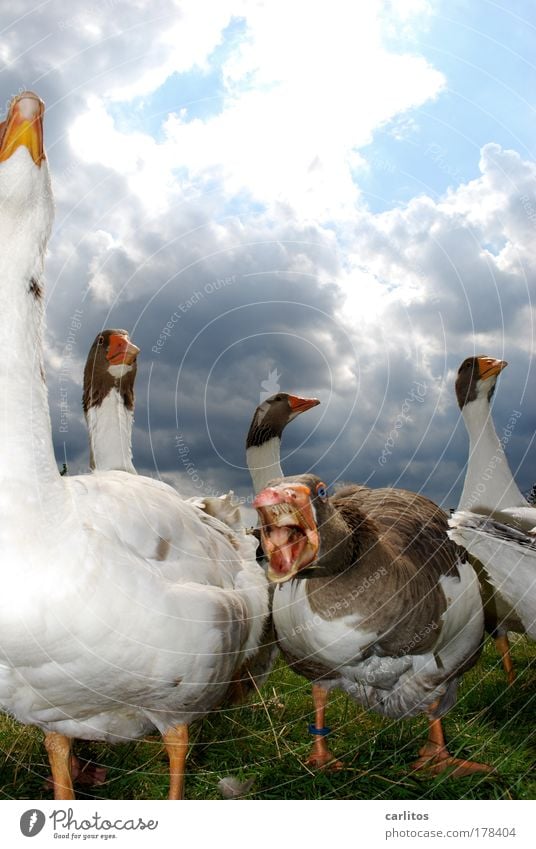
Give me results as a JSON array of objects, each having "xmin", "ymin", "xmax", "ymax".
[
  {"xmin": 455, "ymin": 356, "xmax": 507, "ymax": 410},
  {"xmin": 83, "ymin": 329, "xmax": 140, "ymax": 415},
  {"xmin": 254, "ymin": 473, "xmax": 351, "ymax": 583},
  {"xmin": 0, "ymin": 92, "xmax": 53, "ymax": 277},
  {"xmin": 246, "ymin": 393, "xmax": 320, "ymax": 495},
  {"xmin": 246, "ymin": 393, "xmax": 320, "ymax": 449}
]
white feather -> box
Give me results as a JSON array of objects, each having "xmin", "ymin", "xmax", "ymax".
[{"xmin": 449, "ymin": 512, "xmax": 536, "ymax": 640}]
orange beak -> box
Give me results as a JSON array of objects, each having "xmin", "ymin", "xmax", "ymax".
[
  {"xmin": 0, "ymin": 91, "xmax": 45, "ymax": 167},
  {"xmin": 106, "ymin": 334, "xmax": 140, "ymax": 366},
  {"xmin": 288, "ymin": 395, "xmax": 320, "ymax": 414},
  {"xmin": 477, "ymin": 356, "xmax": 507, "ymax": 381}
]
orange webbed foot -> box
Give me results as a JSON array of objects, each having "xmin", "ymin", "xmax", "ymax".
[
  {"xmin": 412, "ymin": 742, "xmax": 493, "ymax": 778},
  {"xmin": 307, "ymin": 729, "xmax": 344, "ymax": 771}
]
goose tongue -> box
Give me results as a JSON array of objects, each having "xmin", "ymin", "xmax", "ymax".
[{"xmin": 267, "ymin": 526, "xmax": 301, "ymax": 574}]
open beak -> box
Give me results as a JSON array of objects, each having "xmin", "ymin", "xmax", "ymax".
[
  {"xmin": 0, "ymin": 91, "xmax": 45, "ymax": 167},
  {"xmin": 288, "ymin": 395, "xmax": 320, "ymax": 415},
  {"xmin": 477, "ymin": 356, "xmax": 507, "ymax": 381},
  {"xmin": 106, "ymin": 334, "xmax": 140, "ymax": 366},
  {"xmin": 254, "ymin": 483, "xmax": 320, "ymax": 583}
]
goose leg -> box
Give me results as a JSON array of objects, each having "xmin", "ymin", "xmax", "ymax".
[
  {"xmin": 494, "ymin": 633, "xmax": 516, "ymax": 685},
  {"xmin": 44, "ymin": 733, "xmax": 75, "ymax": 800},
  {"xmin": 412, "ymin": 702, "xmax": 492, "ymax": 778},
  {"xmin": 305, "ymin": 684, "xmax": 343, "ymax": 770},
  {"xmin": 163, "ymin": 724, "xmax": 188, "ymax": 799}
]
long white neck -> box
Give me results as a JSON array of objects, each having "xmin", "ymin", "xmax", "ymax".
[
  {"xmin": 0, "ymin": 153, "xmax": 65, "ymax": 527},
  {"xmin": 459, "ymin": 397, "xmax": 527, "ymax": 512},
  {"xmin": 86, "ymin": 389, "xmax": 136, "ymax": 474},
  {"xmin": 247, "ymin": 436, "xmax": 282, "ymax": 494}
]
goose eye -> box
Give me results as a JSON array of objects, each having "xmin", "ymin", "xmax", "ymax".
[{"xmin": 316, "ymin": 482, "xmax": 328, "ymax": 500}]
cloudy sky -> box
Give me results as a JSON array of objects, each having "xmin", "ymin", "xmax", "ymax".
[{"xmin": 3, "ymin": 0, "xmax": 535, "ymax": 510}]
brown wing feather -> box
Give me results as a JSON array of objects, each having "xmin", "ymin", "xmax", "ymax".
[{"xmin": 308, "ymin": 485, "xmax": 461, "ymax": 656}]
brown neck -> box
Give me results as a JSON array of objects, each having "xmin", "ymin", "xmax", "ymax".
[{"xmin": 299, "ymin": 492, "xmax": 379, "ymax": 580}]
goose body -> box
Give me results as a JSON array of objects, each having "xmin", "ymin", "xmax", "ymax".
[
  {"xmin": 449, "ymin": 513, "xmax": 536, "ymax": 640},
  {"xmin": 255, "ymin": 475, "xmax": 489, "ymax": 774},
  {"xmin": 452, "ymin": 356, "xmax": 533, "ymax": 679},
  {"xmin": 1, "ymin": 477, "xmax": 265, "ymax": 739},
  {"xmin": 0, "ymin": 91, "xmax": 268, "ymax": 799}
]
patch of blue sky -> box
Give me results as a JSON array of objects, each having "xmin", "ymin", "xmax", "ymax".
[
  {"xmin": 358, "ymin": 1, "xmax": 535, "ymax": 213},
  {"xmin": 422, "ymin": 2, "xmax": 536, "ymax": 158},
  {"xmin": 107, "ymin": 17, "xmax": 247, "ymax": 141},
  {"xmin": 356, "ymin": 105, "xmax": 480, "ymax": 215}
]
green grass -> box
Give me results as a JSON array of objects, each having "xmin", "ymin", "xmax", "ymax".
[{"xmin": 1, "ymin": 637, "xmax": 534, "ymax": 800}]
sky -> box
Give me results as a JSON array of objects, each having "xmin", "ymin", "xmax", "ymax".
[{"xmin": 1, "ymin": 0, "xmax": 534, "ymax": 511}]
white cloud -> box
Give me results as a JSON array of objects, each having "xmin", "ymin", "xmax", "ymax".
[
  {"xmin": 336, "ymin": 142, "xmax": 536, "ymax": 385},
  {"xmin": 69, "ymin": 1, "xmax": 445, "ymax": 218}
]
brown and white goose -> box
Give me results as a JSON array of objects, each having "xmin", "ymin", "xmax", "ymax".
[
  {"xmin": 233, "ymin": 392, "xmax": 321, "ymax": 700},
  {"xmin": 0, "ymin": 91, "xmax": 269, "ymax": 801},
  {"xmin": 451, "ymin": 356, "xmax": 532, "ymax": 682},
  {"xmin": 449, "ymin": 356, "xmax": 535, "ymax": 671},
  {"xmin": 254, "ymin": 474, "xmax": 490, "ymax": 776},
  {"xmin": 83, "ymin": 329, "xmax": 139, "ymax": 473}
]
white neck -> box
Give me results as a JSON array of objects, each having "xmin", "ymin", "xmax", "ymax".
[
  {"xmin": 86, "ymin": 388, "xmax": 136, "ymax": 474},
  {"xmin": 247, "ymin": 436, "xmax": 282, "ymax": 494},
  {"xmin": 0, "ymin": 151, "xmax": 64, "ymax": 525},
  {"xmin": 458, "ymin": 397, "xmax": 527, "ymax": 512}
]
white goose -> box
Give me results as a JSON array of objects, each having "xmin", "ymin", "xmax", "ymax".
[
  {"xmin": 0, "ymin": 91, "xmax": 268, "ymax": 800},
  {"xmin": 449, "ymin": 355, "xmax": 535, "ymax": 659},
  {"xmin": 254, "ymin": 475, "xmax": 491, "ymax": 777}
]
